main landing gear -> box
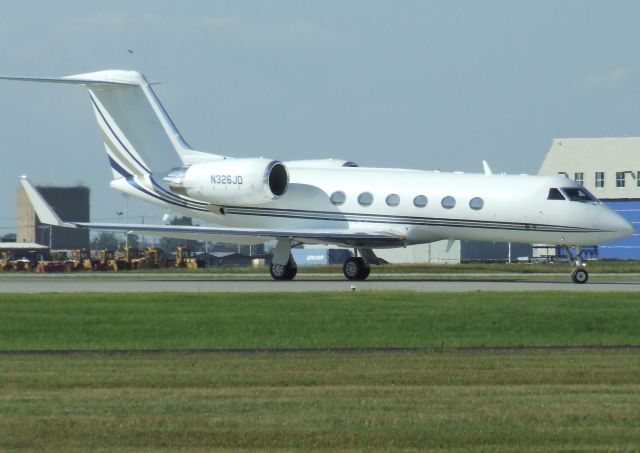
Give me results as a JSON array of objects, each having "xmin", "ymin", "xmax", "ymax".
[
  {"xmin": 269, "ymin": 239, "xmax": 298, "ymax": 281},
  {"xmin": 343, "ymin": 257, "xmax": 370, "ymax": 280},
  {"xmin": 268, "ymin": 240, "xmax": 379, "ymax": 281},
  {"xmin": 342, "ymin": 248, "xmax": 379, "ymax": 281},
  {"xmin": 270, "ymin": 256, "xmax": 298, "ymax": 281},
  {"xmin": 565, "ymin": 246, "xmax": 588, "ymax": 284}
]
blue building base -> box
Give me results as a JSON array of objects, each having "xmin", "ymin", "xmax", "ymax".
[
  {"xmin": 291, "ymin": 248, "xmax": 353, "ymax": 266},
  {"xmin": 597, "ymin": 200, "xmax": 640, "ymax": 260}
]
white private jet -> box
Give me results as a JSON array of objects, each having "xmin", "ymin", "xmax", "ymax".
[{"xmin": 1, "ymin": 70, "xmax": 633, "ymax": 283}]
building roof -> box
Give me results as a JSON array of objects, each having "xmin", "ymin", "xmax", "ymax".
[{"xmin": 0, "ymin": 242, "xmax": 49, "ymax": 251}]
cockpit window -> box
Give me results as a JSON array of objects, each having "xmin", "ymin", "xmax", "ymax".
[
  {"xmin": 561, "ymin": 187, "xmax": 597, "ymax": 203},
  {"xmin": 547, "ymin": 188, "xmax": 565, "ymax": 200}
]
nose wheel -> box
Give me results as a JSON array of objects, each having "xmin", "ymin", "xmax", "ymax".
[
  {"xmin": 565, "ymin": 246, "xmax": 588, "ymax": 284},
  {"xmin": 571, "ymin": 267, "xmax": 589, "ymax": 284},
  {"xmin": 343, "ymin": 257, "xmax": 370, "ymax": 280}
]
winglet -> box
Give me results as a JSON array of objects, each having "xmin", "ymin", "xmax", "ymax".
[
  {"xmin": 19, "ymin": 176, "xmax": 76, "ymax": 228},
  {"xmin": 482, "ymin": 160, "xmax": 493, "ymax": 176}
]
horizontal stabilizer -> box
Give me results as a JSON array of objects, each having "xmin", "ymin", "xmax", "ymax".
[
  {"xmin": 19, "ymin": 176, "xmax": 76, "ymax": 228},
  {"xmin": 0, "ymin": 75, "xmax": 135, "ymax": 86}
]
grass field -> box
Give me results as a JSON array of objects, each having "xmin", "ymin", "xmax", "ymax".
[
  {"xmin": 3, "ymin": 350, "xmax": 640, "ymax": 451},
  {"xmin": 2, "ymin": 291, "xmax": 640, "ymax": 450},
  {"xmin": 2, "ymin": 292, "xmax": 640, "ymax": 350}
]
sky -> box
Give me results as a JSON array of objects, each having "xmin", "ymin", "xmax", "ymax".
[{"xmin": 1, "ymin": 0, "xmax": 640, "ymax": 233}]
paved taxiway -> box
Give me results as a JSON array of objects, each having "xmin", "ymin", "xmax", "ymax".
[{"xmin": 1, "ymin": 278, "xmax": 639, "ymax": 292}]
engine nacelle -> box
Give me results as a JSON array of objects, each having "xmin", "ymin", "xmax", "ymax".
[
  {"xmin": 284, "ymin": 158, "xmax": 358, "ymax": 169},
  {"xmin": 164, "ymin": 158, "xmax": 289, "ymax": 206}
]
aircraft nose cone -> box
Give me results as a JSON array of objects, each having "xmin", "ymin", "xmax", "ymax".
[{"xmin": 603, "ymin": 209, "xmax": 634, "ymax": 239}]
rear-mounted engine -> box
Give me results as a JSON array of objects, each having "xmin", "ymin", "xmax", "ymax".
[{"xmin": 163, "ymin": 158, "xmax": 289, "ymax": 206}]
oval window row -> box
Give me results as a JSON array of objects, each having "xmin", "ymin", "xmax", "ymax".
[{"xmin": 330, "ymin": 191, "xmax": 484, "ymax": 210}]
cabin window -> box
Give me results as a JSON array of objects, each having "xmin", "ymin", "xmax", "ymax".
[
  {"xmin": 469, "ymin": 197, "xmax": 484, "ymax": 210},
  {"xmin": 413, "ymin": 195, "xmax": 428, "ymax": 208},
  {"xmin": 358, "ymin": 192, "xmax": 374, "ymax": 207},
  {"xmin": 595, "ymin": 172, "xmax": 605, "ymax": 188},
  {"xmin": 330, "ymin": 191, "xmax": 346, "ymax": 206},
  {"xmin": 385, "ymin": 194, "xmax": 400, "ymax": 207},
  {"xmin": 616, "ymin": 172, "xmax": 626, "ymax": 188},
  {"xmin": 547, "ymin": 188, "xmax": 565, "ymax": 200},
  {"xmin": 441, "ymin": 196, "xmax": 456, "ymax": 209},
  {"xmin": 561, "ymin": 187, "xmax": 597, "ymax": 203},
  {"xmin": 574, "ymin": 172, "xmax": 584, "ymax": 185}
]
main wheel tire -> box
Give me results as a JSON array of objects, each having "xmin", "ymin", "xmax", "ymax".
[
  {"xmin": 270, "ymin": 257, "xmax": 297, "ymax": 281},
  {"xmin": 270, "ymin": 262, "xmax": 286, "ymax": 280},
  {"xmin": 283, "ymin": 262, "xmax": 297, "ymax": 280},
  {"xmin": 343, "ymin": 257, "xmax": 370, "ymax": 281},
  {"xmin": 571, "ymin": 268, "xmax": 588, "ymax": 284}
]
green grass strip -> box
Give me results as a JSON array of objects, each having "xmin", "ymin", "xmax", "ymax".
[
  {"xmin": 1, "ymin": 291, "xmax": 639, "ymax": 350},
  {"xmin": 2, "ymin": 351, "xmax": 640, "ymax": 450}
]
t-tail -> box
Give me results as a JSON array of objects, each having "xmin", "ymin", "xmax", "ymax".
[{"xmin": 0, "ymin": 70, "xmax": 222, "ymax": 180}]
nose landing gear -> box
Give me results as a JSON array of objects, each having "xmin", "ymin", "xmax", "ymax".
[
  {"xmin": 565, "ymin": 246, "xmax": 588, "ymax": 284},
  {"xmin": 571, "ymin": 266, "xmax": 589, "ymax": 284}
]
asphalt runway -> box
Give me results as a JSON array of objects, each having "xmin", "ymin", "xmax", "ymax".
[{"xmin": 1, "ymin": 277, "xmax": 640, "ymax": 292}]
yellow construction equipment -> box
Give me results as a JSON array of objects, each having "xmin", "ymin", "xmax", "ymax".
[
  {"xmin": 144, "ymin": 247, "xmax": 165, "ymax": 269},
  {"xmin": 65, "ymin": 249, "xmax": 94, "ymax": 271},
  {"xmin": 175, "ymin": 246, "xmax": 201, "ymax": 270},
  {"xmin": 123, "ymin": 246, "xmax": 146, "ymax": 270},
  {"xmin": 36, "ymin": 251, "xmax": 66, "ymax": 273},
  {"xmin": 1, "ymin": 252, "xmax": 31, "ymax": 271},
  {"xmin": 93, "ymin": 250, "xmax": 125, "ymax": 271},
  {"xmin": 0, "ymin": 252, "xmax": 12, "ymax": 271}
]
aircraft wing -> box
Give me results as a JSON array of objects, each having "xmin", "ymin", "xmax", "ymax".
[
  {"xmin": 20, "ymin": 176, "xmax": 405, "ymax": 247},
  {"xmin": 72, "ymin": 222, "xmax": 405, "ymax": 247}
]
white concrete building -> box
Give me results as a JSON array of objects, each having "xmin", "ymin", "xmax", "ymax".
[
  {"xmin": 539, "ymin": 137, "xmax": 640, "ymax": 198},
  {"xmin": 374, "ymin": 241, "xmax": 461, "ymax": 264}
]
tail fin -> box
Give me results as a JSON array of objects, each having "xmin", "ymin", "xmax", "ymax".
[{"xmin": 1, "ymin": 70, "xmax": 223, "ymax": 179}]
